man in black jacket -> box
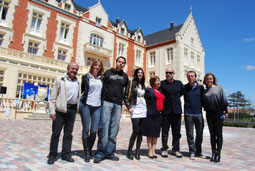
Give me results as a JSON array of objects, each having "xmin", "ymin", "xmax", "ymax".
[
  {"xmin": 94, "ymin": 56, "xmax": 129, "ymax": 163},
  {"xmin": 160, "ymin": 67, "xmax": 184, "ymax": 158}
]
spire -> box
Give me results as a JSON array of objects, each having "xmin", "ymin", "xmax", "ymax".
[
  {"xmin": 190, "ymin": 5, "xmax": 192, "ymax": 14},
  {"xmin": 98, "ymin": 0, "xmax": 101, "ymax": 4}
]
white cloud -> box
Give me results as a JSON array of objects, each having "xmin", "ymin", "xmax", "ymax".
[
  {"xmin": 242, "ymin": 65, "xmax": 255, "ymax": 70},
  {"xmin": 243, "ymin": 37, "xmax": 255, "ymax": 42}
]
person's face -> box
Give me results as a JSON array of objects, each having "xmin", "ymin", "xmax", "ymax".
[
  {"xmin": 92, "ymin": 62, "xmax": 101, "ymax": 75},
  {"xmin": 67, "ymin": 63, "xmax": 79, "ymax": 80},
  {"xmin": 166, "ymin": 68, "xmax": 175, "ymax": 80},
  {"xmin": 187, "ymin": 72, "xmax": 196, "ymax": 85},
  {"xmin": 137, "ymin": 70, "xmax": 143, "ymax": 80},
  {"xmin": 153, "ymin": 79, "xmax": 160, "ymax": 89},
  {"xmin": 205, "ymin": 75, "xmax": 214, "ymax": 87},
  {"xmin": 116, "ymin": 58, "xmax": 126, "ymax": 71}
]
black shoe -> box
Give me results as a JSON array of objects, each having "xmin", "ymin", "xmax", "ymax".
[
  {"xmin": 153, "ymin": 155, "xmax": 157, "ymax": 159},
  {"xmin": 47, "ymin": 156, "xmax": 55, "ymax": 165},
  {"xmin": 62, "ymin": 155, "xmax": 74, "ymax": 162},
  {"xmin": 127, "ymin": 150, "xmax": 134, "ymax": 160},
  {"xmin": 210, "ymin": 152, "xmax": 216, "ymax": 162},
  {"xmin": 134, "ymin": 150, "xmax": 141, "ymax": 160},
  {"xmin": 148, "ymin": 155, "xmax": 154, "ymax": 159},
  {"xmin": 214, "ymin": 153, "xmax": 221, "ymax": 163},
  {"xmin": 94, "ymin": 157, "xmax": 102, "ymax": 163},
  {"xmin": 105, "ymin": 155, "xmax": 119, "ymax": 161}
]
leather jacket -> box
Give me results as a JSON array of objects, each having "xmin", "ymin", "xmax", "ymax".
[{"xmin": 124, "ymin": 80, "xmax": 143, "ymax": 109}]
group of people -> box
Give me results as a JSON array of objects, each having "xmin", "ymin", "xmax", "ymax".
[{"xmin": 47, "ymin": 56, "xmax": 228, "ymax": 165}]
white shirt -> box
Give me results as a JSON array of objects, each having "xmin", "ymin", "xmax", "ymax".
[
  {"xmin": 131, "ymin": 86, "xmax": 147, "ymax": 118},
  {"xmin": 86, "ymin": 74, "xmax": 103, "ymax": 107},
  {"xmin": 65, "ymin": 76, "xmax": 79, "ymax": 105}
]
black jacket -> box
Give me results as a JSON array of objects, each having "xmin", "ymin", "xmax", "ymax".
[
  {"xmin": 103, "ymin": 68, "xmax": 129, "ymax": 105},
  {"xmin": 80, "ymin": 73, "xmax": 103, "ymax": 105},
  {"xmin": 160, "ymin": 79, "xmax": 184, "ymax": 115},
  {"xmin": 124, "ymin": 80, "xmax": 145, "ymax": 109},
  {"xmin": 145, "ymin": 88, "xmax": 162, "ymax": 116}
]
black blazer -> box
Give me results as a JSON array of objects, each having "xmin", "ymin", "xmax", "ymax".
[
  {"xmin": 145, "ymin": 88, "xmax": 161, "ymax": 116},
  {"xmin": 160, "ymin": 79, "xmax": 184, "ymax": 115}
]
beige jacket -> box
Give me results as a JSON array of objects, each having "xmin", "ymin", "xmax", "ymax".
[{"xmin": 49, "ymin": 73, "xmax": 80, "ymax": 114}]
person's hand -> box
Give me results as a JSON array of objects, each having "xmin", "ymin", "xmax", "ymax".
[
  {"xmin": 128, "ymin": 108, "xmax": 134, "ymax": 114},
  {"xmin": 225, "ymin": 113, "xmax": 229, "ymax": 118},
  {"xmin": 50, "ymin": 114, "xmax": 56, "ymax": 120}
]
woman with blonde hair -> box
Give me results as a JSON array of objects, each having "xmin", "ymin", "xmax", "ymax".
[
  {"xmin": 80, "ymin": 60, "xmax": 104, "ymax": 162},
  {"xmin": 202, "ymin": 73, "xmax": 228, "ymax": 163}
]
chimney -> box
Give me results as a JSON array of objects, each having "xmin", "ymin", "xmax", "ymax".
[
  {"xmin": 170, "ymin": 21, "xmax": 174, "ymax": 30},
  {"xmin": 116, "ymin": 17, "xmax": 120, "ymax": 25}
]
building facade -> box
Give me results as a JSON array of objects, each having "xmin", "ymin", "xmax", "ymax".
[{"xmin": 0, "ymin": 0, "xmax": 204, "ymax": 100}]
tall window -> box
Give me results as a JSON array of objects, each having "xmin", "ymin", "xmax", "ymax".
[
  {"xmin": 166, "ymin": 48, "xmax": 173, "ymax": 64},
  {"xmin": 0, "ymin": 0, "xmax": 9, "ymax": 23},
  {"xmin": 90, "ymin": 34, "xmax": 103, "ymax": 47},
  {"xmin": 0, "ymin": 33, "xmax": 4, "ymax": 46},
  {"xmin": 184, "ymin": 48, "xmax": 188, "ymax": 64},
  {"xmin": 135, "ymin": 50, "xmax": 141, "ymax": 65},
  {"xmin": 137, "ymin": 35, "xmax": 141, "ymax": 42},
  {"xmin": 0, "ymin": 69, "xmax": 4, "ymax": 86},
  {"xmin": 60, "ymin": 22, "xmax": 69, "ymax": 41},
  {"xmin": 31, "ymin": 12, "xmax": 42, "ymax": 34},
  {"xmin": 86, "ymin": 57, "xmax": 95, "ymax": 66},
  {"xmin": 121, "ymin": 28, "xmax": 125, "ymax": 34},
  {"xmin": 118, "ymin": 43, "xmax": 124, "ymax": 56},
  {"xmin": 96, "ymin": 17, "xmax": 101, "ymax": 26},
  {"xmin": 150, "ymin": 52, "xmax": 156, "ymax": 67},
  {"xmin": 27, "ymin": 41, "xmax": 39, "ymax": 54},
  {"xmin": 64, "ymin": 3, "xmax": 71, "ymax": 11},
  {"xmin": 57, "ymin": 49, "xmax": 67, "ymax": 61}
]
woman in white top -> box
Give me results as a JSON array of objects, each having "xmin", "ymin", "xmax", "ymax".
[
  {"xmin": 124, "ymin": 68, "xmax": 147, "ymax": 160},
  {"xmin": 80, "ymin": 60, "xmax": 104, "ymax": 162}
]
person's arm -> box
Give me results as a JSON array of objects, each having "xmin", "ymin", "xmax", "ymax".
[
  {"xmin": 48, "ymin": 78, "xmax": 60, "ymax": 120},
  {"xmin": 124, "ymin": 80, "xmax": 131, "ymax": 110}
]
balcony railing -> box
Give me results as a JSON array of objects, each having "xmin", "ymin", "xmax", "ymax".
[{"xmin": 84, "ymin": 43, "xmax": 112, "ymax": 58}]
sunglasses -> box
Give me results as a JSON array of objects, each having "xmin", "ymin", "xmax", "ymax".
[{"xmin": 166, "ymin": 72, "xmax": 174, "ymax": 74}]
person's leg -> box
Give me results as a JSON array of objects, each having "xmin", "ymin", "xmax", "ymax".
[
  {"xmin": 88, "ymin": 106, "xmax": 101, "ymax": 158},
  {"xmin": 161, "ymin": 114, "xmax": 170, "ymax": 157},
  {"xmin": 80, "ymin": 103, "xmax": 91, "ymax": 162},
  {"xmin": 127, "ymin": 118, "xmax": 139, "ymax": 160},
  {"xmin": 194, "ymin": 115, "xmax": 204, "ymax": 156},
  {"xmin": 61, "ymin": 108, "xmax": 76, "ymax": 161},
  {"xmin": 49, "ymin": 111, "xmax": 65, "ymax": 157},
  {"xmin": 105, "ymin": 103, "xmax": 122, "ymax": 159},
  {"xmin": 185, "ymin": 115, "xmax": 195, "ymax": 159},
  {"xmin": 147, "ymin": 137, "xmax": 153, "ymax": 158},
  {"xmin": 134, "ymin": 118, "xmax": 145, "ymax": 160},
  {"xmin": 206, "ymin": 111, "xmax": 217, "ymax": 162},
  {"xmin": 152, "ymin": 137, "xmax": 158, "ymax": 158},
  {"xmin": 171, "ymin": 114, "xmax": 182, "ymax": 157},
  {"xmin": 214, "ymin": 112, "xmax": 224, "ymax": 163}
]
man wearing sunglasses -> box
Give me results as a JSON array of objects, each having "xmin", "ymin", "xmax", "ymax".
[{"xmin": 160, "ymin": 67, "xmax": 184, "ymax": 158}]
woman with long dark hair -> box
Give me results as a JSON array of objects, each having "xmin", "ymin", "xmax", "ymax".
[
  {"xmin": 124, "ymin": 68, "xmax": 147, "ymax": 160},
  {"xmin": 80, "ymin": 60, "xmax": 104, "ymax": 162},
  {"xmin": 202, "ymin": 73, "xmax": 228, "ymax": 163}
]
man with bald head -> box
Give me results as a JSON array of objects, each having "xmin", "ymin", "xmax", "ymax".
[
  {"xmin": 160, "ymin": 67, "xmax": 184, "ymax": 158},
  {"xmin": 47, "ymin": 62, "xmax": 80, "ymax": 165}
]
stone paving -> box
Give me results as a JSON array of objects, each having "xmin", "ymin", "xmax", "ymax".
[{"xmin": 0, "ymin": 118, "xmax": 254, "ymax": 171}]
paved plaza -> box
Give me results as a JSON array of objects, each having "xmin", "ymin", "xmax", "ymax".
[{"xmin": 0, "ymin": 117, "xmax": 254, "ymax": 170}]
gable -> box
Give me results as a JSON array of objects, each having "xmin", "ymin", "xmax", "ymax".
[{"xmin": 89, "ymin": 3, "xmax": 109, "ymax": 28}]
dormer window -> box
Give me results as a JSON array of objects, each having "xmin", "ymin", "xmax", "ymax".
[
  {"xmin": 137, "ymin": 35, "xmax": 141, "ymax": 42},
  {"xmin": 96, "ymin": 17, "xmax": 101, "ymax": 26},
  {"xmin": 64, "ymin": 3, "xmax": 71, "ymax": 11},
  {"xmin": 121, "ymin": 28, "xmax": 125, "ymax": 34}
]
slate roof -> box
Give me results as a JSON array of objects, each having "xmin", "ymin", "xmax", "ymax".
[
  {"xmin": 56, "ymin": 0, "xmax": 88, "ymax": 13},
  {"xmin": 144, "ymin": 24, "xmax": 183, "ymax": 46}
]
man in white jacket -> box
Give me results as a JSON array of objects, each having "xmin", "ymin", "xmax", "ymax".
[{"xmin": 47, "ymin": 62, "xmax": 80, "ymax": 165}]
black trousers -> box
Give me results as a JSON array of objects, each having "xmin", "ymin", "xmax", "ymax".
[
  {"xmin": 206, "ymin": 111, "xmax": 224, "ymax": 153},
  {"xmin": 128, "ymin": 118, "xmax": 145, "ymax": 150},
  {"xmin": 49, "ymin": 108, "xmax": 76, "ymax": 157},
  {"xmin": 184, "ymin": 115, "xmax": 204, "ymax": 154},
  {"xmin": 161, "ymin": 114, "xmax": 182, "ymax": 152}
]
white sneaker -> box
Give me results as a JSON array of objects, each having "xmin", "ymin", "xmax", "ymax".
[
  {"xmin": 161, "ymin": 150, "xmax": 168, "ymax": 158},
  {"xmin": 173, "ymin": 151, "xmax": 183, "ymax": 158}
]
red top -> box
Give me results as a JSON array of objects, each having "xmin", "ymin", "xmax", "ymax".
[{"xmin": 153, "ymin": 89, "xmax": 165, "ymax": 111}]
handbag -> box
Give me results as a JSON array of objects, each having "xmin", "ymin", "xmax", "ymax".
[{"xmin": 128, "ymin": 80, "xmax": 132, "ymax": 100}]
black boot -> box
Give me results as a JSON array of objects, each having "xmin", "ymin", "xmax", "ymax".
[
  {"xmin": 82, "ymin": 138, "xmax": 90, "ymax": 162},
  {"xmin": 210, "ymin": 149, "xmax": 216, "ymax": 162},
  {"xmin": 134, "ymin": 135, "xmax": 142, "ymax": 160},
  {"xmin": 88, "ymin": 133, "xmax": 96, "ymax": 159},
  {"xmin": 127, "ymin": 150, "xmax": 134, "ymax": 160},
  {"xmin": 127, "ymin": 136, "xmax": 135, "ymax": 160},
  {"xmin": 214, "ymin": 152, "xmax": 221, "ymax": 163}
]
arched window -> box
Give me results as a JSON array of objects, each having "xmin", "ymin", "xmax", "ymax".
[{"xmin": 90, "ymin": 33, "xmax": 103, "ymax": 47}]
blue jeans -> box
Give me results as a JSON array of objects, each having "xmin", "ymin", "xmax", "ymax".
[
  {"xmin": 79, "ymin": 102, "xmax": 101, "ymax": 139},
  {"xmin": 95, "ymin": 101, "xmax": 122, "ymax": 158}
]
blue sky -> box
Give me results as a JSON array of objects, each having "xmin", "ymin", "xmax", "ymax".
[{"xmin": 75, "ymin": 0, "xmax": 255, "ymax": 105}]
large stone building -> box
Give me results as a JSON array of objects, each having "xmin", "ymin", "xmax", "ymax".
[{"xmin": 0, "ymin": 0, "xmax": 204, "ymax": 100}]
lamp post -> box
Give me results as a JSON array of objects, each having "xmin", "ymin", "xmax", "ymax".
[{"xmin": 34, "ymin": 82, "xmax": 38, "ymax": 101}]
